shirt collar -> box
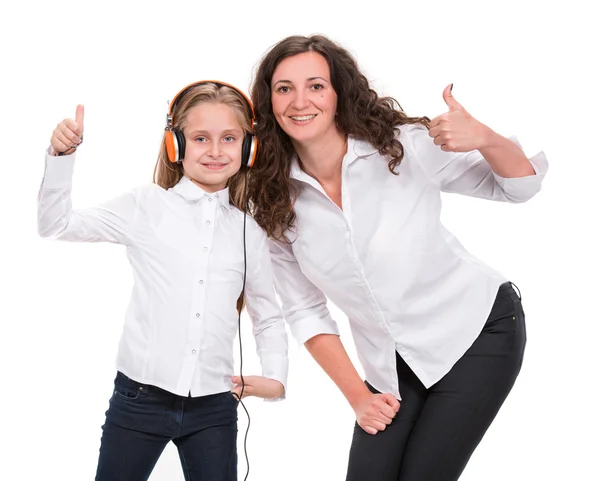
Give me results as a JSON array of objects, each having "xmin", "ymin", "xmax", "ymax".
[
  {"xmin": 290, "ymin": 135, "xmax": 378, "ymax": 182},
  {"xmin": 172, "ymin": 176, "xmax": 232, "ymax": 210},
  {"xmin": 350, "ymin": 136, "xmax": 379, "ymax": 158}
]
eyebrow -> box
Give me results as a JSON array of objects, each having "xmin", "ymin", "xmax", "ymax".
[
  {"xmin": 188, "ymin": 128, "xmax": 243, "ymax": 136},
  {"xmin": 273, "ymin": 76, "xmax": 329, "ymax": 86}
]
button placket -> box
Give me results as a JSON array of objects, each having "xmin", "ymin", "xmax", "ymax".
[
  {"xmin": 344, "ymin": 204, "xmax": 391, "ymax": 336},
  {"xmin": 181, "ymin": 195, "xmax": 218, "ymax": 391}
]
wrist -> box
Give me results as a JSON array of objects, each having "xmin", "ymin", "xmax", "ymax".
[
  {"xmin": 346, "ymin": 383, "xmax": 372, "ymax": 411},
  {"xmin": 58, "ymin": 146, "xmax": 77, "ymax": 156},
  {"xmin": 478, "ymin": 126, "xmax": 501, "ymax": 151},
  {"xmin": 274, "ymin": 380, "xmax": 285, "ymax": 396}
]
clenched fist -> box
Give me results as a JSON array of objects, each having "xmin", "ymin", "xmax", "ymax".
[{"xmin": 353, "ymin": 391, "xmax": 400, "ymax": 435}]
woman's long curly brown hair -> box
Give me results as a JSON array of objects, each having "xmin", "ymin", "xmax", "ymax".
[{"xmin": 248, "ymin": 34, "xmax": 430, "ymax": 242}]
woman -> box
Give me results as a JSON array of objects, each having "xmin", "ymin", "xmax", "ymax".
[{"xmin": 247, "ymin": 35, "xmax": 547, "ymax": 481}]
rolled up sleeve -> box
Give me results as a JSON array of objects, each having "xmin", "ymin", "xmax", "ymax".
[
  {"xmin": 268, "ymin": 238, "xmax": 339, "ymax": 345},
  {"xmin": 490, "ymin": 149, "xmax": 548, "ymax": 202},
  {"xmin": 404, "ymin": 124, "xmax": 548, "ymax": 203}
]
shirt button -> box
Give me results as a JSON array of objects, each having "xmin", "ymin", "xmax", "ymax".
[
  {"xmin": 206, "ymin": 220, "xmax": 211, "ymax": 225},
  {"xmin": 199, "ymin": 280, "xmax": 204, "ymax": 284},
  {"xmin": 196, "ymin": 313, "xmax": 200, "ymax": 318},
  {"xmin": 203, "ymin": 246, "xmax": 208, "ymax": 251},
  {"xmin": 192, "ymin": 349, "xmax": 197, "ymax": 354},
  {"xmin": 208, "ymin": 197, "xmax": 213, "ymax": 202}
]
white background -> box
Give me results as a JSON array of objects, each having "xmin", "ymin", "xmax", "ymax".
[{"xmin": 1, "ymin": 0, "xmax": 598, "ymax": 479}]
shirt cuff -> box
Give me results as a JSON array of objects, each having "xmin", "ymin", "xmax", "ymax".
[
  {"xmin": 491, "ymin": 137, "xmax": 549, "ymax": 203},
  {"xmin": 260, "ymin": 354, "xmax": 289, "ymax": 402},
  {"xmin": 288, "ymin": 313, "xmax": 340, "ymax": 346},
  {"xmin": 42, "ymin": 149, "xmax": 76, "ymax": 189}
]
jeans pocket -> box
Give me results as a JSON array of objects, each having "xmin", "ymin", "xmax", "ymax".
[
  {"xmin": 113, "ymin": 372, "xmax": 145, "ymax": 402},
  {"xmin": 483, "ymin": 294, "xmax": 518, "ymax": 334}
]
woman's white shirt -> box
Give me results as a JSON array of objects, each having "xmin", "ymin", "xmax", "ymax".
[{"xmin": 268, "ymin": 124, "xmax": 547, "ymax": 399}]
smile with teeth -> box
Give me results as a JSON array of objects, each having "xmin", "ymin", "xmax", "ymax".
[
  {"xmin": 290, "ymin": 114, "xmax": 317, "ymax": 122},
  {"xmin": 202, "ymin": 163, "xmax": 227, "ymax": 170}
]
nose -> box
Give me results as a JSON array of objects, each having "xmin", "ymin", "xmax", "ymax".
[
  {"xmin": 290, "ymin": 89, "xmax": 310, "ymax": 111},
  {"xmin": 207, "ymin": 141, "xmax": 222, "ymax": 158}
]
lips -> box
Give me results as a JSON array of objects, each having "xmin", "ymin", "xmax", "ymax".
[
  {"xmin": 201, "ymin": 163, "xmax": 228, "ymax": 170},
  {"xmin": 289, "ymin": 114, "xmax": 317, "ymax": 125}
]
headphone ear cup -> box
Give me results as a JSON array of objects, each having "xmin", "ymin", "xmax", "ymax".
[
  {"xmin": 165, "ymin": 131, "xmax": 178, "ymax": 163},
  {"xmin": 243, "ymin": 134, "xmax": 258, "ymax": 168},
  {"xmin": 174, "ymin": 130, "xmax": 186, "ymax": 162},
  {"xmin": 165, "ymin": 130, "xmax": 185, "ymax": 163}
]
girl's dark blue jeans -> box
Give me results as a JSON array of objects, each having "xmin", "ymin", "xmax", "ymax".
[{"xmin": 95, "ymin": 371, "xmax": 238, "ymax": 481}]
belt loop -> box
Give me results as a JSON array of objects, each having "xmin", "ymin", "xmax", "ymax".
[{"xmin": 509, "ymin": 281, "xmax": 522, "ymax": 301}]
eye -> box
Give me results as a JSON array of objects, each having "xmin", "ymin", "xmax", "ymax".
[
  {"xmin": 276, "ymin": 85, "xmax": 291, "ymax": 93},
  {"xmin": 310, "ymin": 83, "xmax": 324, "ymax": 91},
  {"xmin": 195, "ymin": 137, "xmax": 207, "ymax": 143},
  {"xmin": 223, "ymin": 136, "xmax": 235, "ymax": 142}
]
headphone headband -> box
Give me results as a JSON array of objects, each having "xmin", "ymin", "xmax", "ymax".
[
  {"xmin": 167, "ymin": 80, "xmax": 255, "ymax": 127},
  {"xmin": 164, "ymin": 80, "xmax": 257, "ymax": 167}
]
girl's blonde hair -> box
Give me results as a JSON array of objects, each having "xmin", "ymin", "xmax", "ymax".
[{"xmin": 153, "ymin": 82, "xmax": 253, "ymax": 212}]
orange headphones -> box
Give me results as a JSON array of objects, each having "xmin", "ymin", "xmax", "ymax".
[{"xmin": 164, "ymin": 80, "xmax": 258, "ymax": 167}]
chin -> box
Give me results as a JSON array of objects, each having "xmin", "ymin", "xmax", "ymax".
[{"xmin": 285, "ymin": 127, "xmax": 320, "ymax": 144}]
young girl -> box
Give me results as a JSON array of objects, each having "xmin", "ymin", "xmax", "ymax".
[{"xmin": 38, "ymin": 81, "xmax": 288, "ymax": 481}]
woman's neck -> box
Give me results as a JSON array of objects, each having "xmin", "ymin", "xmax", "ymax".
[{"xmin": 293, "ymin": 129, "xmax": 348, "ymax": 183}]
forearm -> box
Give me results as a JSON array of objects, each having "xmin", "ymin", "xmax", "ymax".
[
  {"xmin": 246, "ymin": 284, "xmax": 289, "ymax": 394},
  {"xmin": 255, "ymin": 328, "xmax": 289, "ymax": 396},
  {"xmin": 38, "ymin": 152, "xmax": 136, "ymax": 243},
  {"xmin": 479, "ymin": 128, "xmax": 535, "ymax": 178},
  {"xmin": 38, "ymin": 153, "xmax": 77, "ymax": 238},
  {"xmin": 304, "ymin": 334, "xmax": 370, "ymax": 409}
]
